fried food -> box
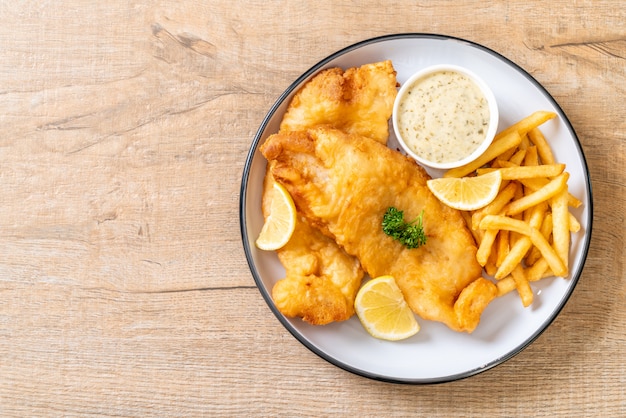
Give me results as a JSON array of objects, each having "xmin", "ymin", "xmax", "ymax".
[
  {"xmin": 261, "ymin": 127, "xmax": 497, "ymax": 333},
  {"xmin": 453, "ymin": 112, "xmax": 582, "ymax": 306},
  {"xmin": 262, "ymin": 169, "xmax": 364, "ymax": 325},
  {"xmin": 261, "ymin": 61, "xmax": 398, "ymax": 325},
  {"xmin": 279, "ymin": 60, "xmax": 398, "ymax": 143}
]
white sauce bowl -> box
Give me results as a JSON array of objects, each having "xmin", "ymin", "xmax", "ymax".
[{"xmin": 392, "ymin": 64, "xmax": 499, "ymax": 170}]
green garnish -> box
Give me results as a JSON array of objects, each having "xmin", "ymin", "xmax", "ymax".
[{"xmin": 382, "ymin": 207, "xmax": 427, "ymax": 249}]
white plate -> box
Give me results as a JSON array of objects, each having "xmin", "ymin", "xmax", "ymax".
[{"xmin": 240, "ymin": 34, "xmax": 593, "ymax": 384}]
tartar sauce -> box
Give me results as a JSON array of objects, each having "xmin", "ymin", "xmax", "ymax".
[{"xmin": 396, "ymin": 70, "xmax": 490, "ymax": 164}]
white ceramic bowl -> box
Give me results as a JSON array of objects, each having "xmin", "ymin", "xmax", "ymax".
[{"xmin": 392, "ymin": 64, "xmax": 499, "ymax": 170}]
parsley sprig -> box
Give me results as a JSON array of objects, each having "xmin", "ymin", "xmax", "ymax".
[{"xmin": 382, "ymin": 207, "xmax": 427, "ymax": 249}]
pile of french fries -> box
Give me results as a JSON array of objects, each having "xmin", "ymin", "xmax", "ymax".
[{"xmin": 444, "ymin": 111, "xmax": 582, "ymax": 307}]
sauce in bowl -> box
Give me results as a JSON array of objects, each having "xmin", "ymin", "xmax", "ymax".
[{"xmin": 393, "ymin": 65, "xmax": 498, "ymax": 169}]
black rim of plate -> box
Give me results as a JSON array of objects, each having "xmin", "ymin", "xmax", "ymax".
[{"xmin": 239, "ymin": 33, "xmax": 594, "ymax": 384}]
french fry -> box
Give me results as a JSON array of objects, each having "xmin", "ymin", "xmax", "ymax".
[
  {"xmin": 497, "ymin": 146, "xmax": 521, "ymax": 164},
  {"xmin": 477, "ymin": 164, "xmax": 565, "ymax": 180},
  {"xmin": 479, "ymin": 215, "xmax": 567, "ymax": 277},
  {"xmin": 524, "ymin": 145, "xmax": 539, "ymax": 167},
  {"xmin": 504, "ymin": 172, "xmax": 569, "ymax": 216},
  {"xmin": 496, "ymin": 236, "xmax": 532, "ymax": 280},
  {"xmin": 508, "ymin": 148, "xmax": 527, "ymax": 165},
  {"xmin": 527, "ymin": 228, "xmax": 566, "ymax": 277},
  {"xmin": 516, "ymin": 177, "xmax": 548, "ymax": 191},
  {"xmin": 569, "ymin": 212, "xmax": 581, "ymax": 232},
  {"xmin": 510, "ymin": 178, "xmax": 527, "ymax": 246},
  {"xmin": 511, "ymin": 264, "xmax": 533, "ymax": 307},
  {"xmin": 494, "ymin": 110, "xmax": 557, "ymax": 141},
  {"xmin": 526, "ymin": 213, "xmax": 553, "ymax": 266},
  {"xmin": 568, "ymin": 194, "xmax": 583, "ymax": 209},
  {"xmin": 476, "ymin": 228, "xmax": 498, "ymax": 266},
  {"xmin": 444, "ymin": 110, "xmax": 582, "ymax": 307},
  {"xmin": 551, "ymin": 189, "xmax": 570, "ymax": 276},
  {"xmin": 496, "ymin": 276, "xmax": 517, "ymax": 297},
  {"xmin": 519, "ymin": 134, "xmax": 531, "ymax": 150},
  {"xmin": 479, "ymin": 215, "xmax": 526, "ymax": 236},
  {"xmin": 471, "ymin": 182, "xmax": 518, "ymax": 230},
  {"xmin": 528, "ymin": 127, "xmax": 555, "ymax": 164},
  {"xmin": 518, "ymin": 177, "xmax": 581, "ymax": 209},
  {"xmin": 444, "ymin": 131, "xmax": 522, "ymax": 178},
  {"xmin": 495, "ymin": 229, "xmax": 510, "ymax": 267},
  {"xmin": 485, "ymin": 246, "xmax": 498, "ymax": 277},
  {"xmin": 493, "ymin": 203, "xmax": 546, "ymax": 279},
  {"xmin": 526, "ymin": 258, "xmax": 552, "ymax": 282}
]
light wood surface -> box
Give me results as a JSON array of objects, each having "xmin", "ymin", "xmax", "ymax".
[{"xmin": 0, "ymin": 1, "xmax": 624, "ymax": 416}]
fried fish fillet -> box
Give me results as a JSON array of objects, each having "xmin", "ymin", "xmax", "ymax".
[
  {"xmin": 263, "ymin": 170, "xmax": 363, "ymax": 324},
  {"xmin": 261, "ymin": 127, "xmax": 498, "ymax": 333},
  {"xmin": 262, "ymin": 61, "xmax": 397, "ymax": 324},
  {"xmin": 279, "ymin": 60, "xmax": 398, "ymax": 143}
]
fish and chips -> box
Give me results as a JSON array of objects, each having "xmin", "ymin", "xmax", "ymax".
[{"xmin": 257, "ymin": 60, "xmax": 582, "ymax": 335}]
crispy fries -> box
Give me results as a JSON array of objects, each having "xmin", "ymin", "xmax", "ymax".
[
  {"xmin": 479, "ymin": 215, "xmax": 567, "ymax": 277},
  {"xmin": 476, "ymin": 228, "xmax": 498, "ymax": 266},
  {"xmin": 511, "ymin": 265, "xmax": 533, "ymax": 307},
  {"xmin": 528, "ymin": 127, "xmax": 555, "ymax": 164},
  {"xmin": 477, "ymin": 164, "xmax": 565, "ymax": 179},
  {"xmin": 442, "ymin": 111, "xmax": 582, "ymax": 306},
  {"xmin": 551, "ymin": 189, "xmax": 571, "ymax": 273},
  {"xmin": 494, "ymin": 110, "xmax": 557, "ymax": 141},
  {"xmin": 504, "ymin": 172, "xmax": 569, "ymax": 216}
]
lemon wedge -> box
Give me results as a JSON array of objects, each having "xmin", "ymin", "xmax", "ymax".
[
  {"xmin": 426, "ymin": 170, "xmax": 502, "ymax": 211},
  {"xmin": 354, "ymin": 276, "xmax": 419, "ymax": 341},
  {"xmin": 255, "ymin": 182, "xmax": 297, "ymax": 251}
]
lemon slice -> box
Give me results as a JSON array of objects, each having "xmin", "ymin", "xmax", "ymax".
[
  {"xmin": 426, "ymin": 170, "xmax": 503, "ymax": 211},
  {"xmin": 255, "ymin": 182, "xmax": 297, "ymax": 251},
  {"xmin": 354, "ymin": 276, "xmax": 419, "ymax": 341}
]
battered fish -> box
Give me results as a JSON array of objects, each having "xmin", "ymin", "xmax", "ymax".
[
  {"xmin": 262, "ymin": 127, "xmax": 498, "ymax": 333},
  {"xmin": 263, "ymin": 170, "xmax": 364, "ymax": 324},
  {"xmin": 262, "ymin": 61, "xmax": 397, "ymax": 324},
  {"xmin": 280, "ymin": 60, "xmax": 398, "ymax": 143}
]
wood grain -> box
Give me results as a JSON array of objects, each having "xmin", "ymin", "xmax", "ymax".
[{"xmin": 0, "ymin": 1, "xmax": 624, "ymax": 416}]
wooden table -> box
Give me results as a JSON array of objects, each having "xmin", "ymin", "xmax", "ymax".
[{"xmin": 0, "ymin": 1, "xmax": 623, "ymax": 416}]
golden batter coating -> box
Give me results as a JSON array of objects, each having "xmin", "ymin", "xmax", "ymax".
[{"xmin": 262, "ymin": 127, "xmax": 497, "ymax": 333}]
